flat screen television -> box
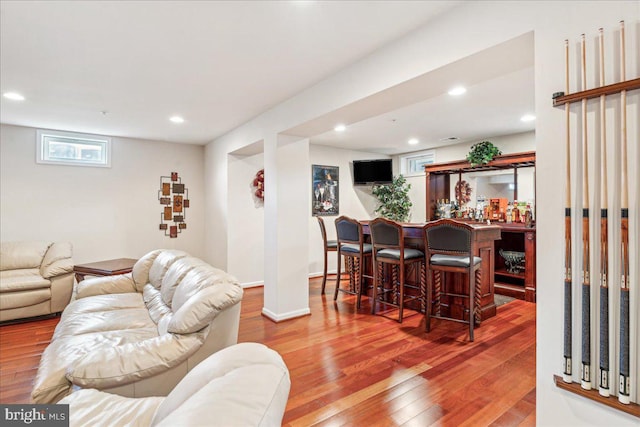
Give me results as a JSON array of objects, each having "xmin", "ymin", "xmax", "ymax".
[{"xmin": 353, "ymin": 159, "xmax": 393, "ymax": 185}]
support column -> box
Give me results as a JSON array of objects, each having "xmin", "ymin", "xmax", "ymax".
[{"xmin": 262, "ymin": 134, "xmax": 310, "ymax": 321}]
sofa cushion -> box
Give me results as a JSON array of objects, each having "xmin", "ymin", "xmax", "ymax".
[
  {"xmin": 160, "ymin": 257, "xmax": 207, "ymax": 308},
  {"xmin": 0, "ymin": 271, "xmax": 50, "ymax": 292},
  {"xmin": 151, "ymin": 343, "xmax": 290, "ymax": 427},
  {"xmin": 0, "ymin": 241, "xmax": 50, "ymax": 271},
  {"xmin": 167, "ymin": 266, "xmax": 242, "ymax": 334},
  {"xmin": 0, "ymin": 288, "xmax": 50, "ymax": 310},
  {"xmin": 148, "ymin": 251, "xmax": 188, "ymax": 290},
  {"xmin": 0, "ymin": 268, "xmax": 41, "ymax": 279},
  {"xmin": 132, "ymin": 250, "xmax": 163, "ymax": 292},
  {"xmin": 168, "ymin": 285, "xmax": 243, "ymax": 334},
  {"xmin": 60, "ymin": 389, "xmax": 162, "ymax": 427},
  {"xmin": 54, "ymin": 293, "xmax": 155, "ymax": 338},
  {"xmin": 144, "ymin": 284, "xmax": 173, "ymax": 333},
  {"xmin": 40, "ymin": 242, "xmax": 73, "ymax": 278}
]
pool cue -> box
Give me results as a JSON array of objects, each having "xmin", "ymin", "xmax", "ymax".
[
  {"xmin": 597, "ymin": 27, "xmax": 610, "ymax": 397},
  {"xmin": 563, "ymin": 38, "xmax": 573, "ymax": 383},
  {"xmin": 580, "ymin": 33, "xmax": 592, "ymax": 390},
  {"xmin": 618, "ymin": 20, "xmax": 630, "ymax": 405}
]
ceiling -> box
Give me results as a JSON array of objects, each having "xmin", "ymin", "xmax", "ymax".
[
  {"xmin": 305, "ymin": 32, "xmax": 535, "ymax": 155},
  {"xmin": 0, "ymin": 1, "xmax": 462, "ymax": 145}
]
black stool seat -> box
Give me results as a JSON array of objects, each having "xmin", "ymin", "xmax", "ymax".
[
  {"xmin": 341, "ymin": 243, "xmax": 372, "ymax": 253},
  {"xmin": 430, "ymin": 254, "xmax": 481, "ymax": 267},
  {"xmin": 327, "ymin": 240, "xmax": 338, "ymax": 249},
  {"xmin": 378, "ymin": 248, "xmax": 424, "ymax": 260}
]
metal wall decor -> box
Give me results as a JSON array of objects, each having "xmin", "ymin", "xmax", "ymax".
[{"xmin": 158, "ymin": 172, "xmax": 189, "ymax": 238}]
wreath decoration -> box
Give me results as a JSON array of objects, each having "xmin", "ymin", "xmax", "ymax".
[
  {"xmin": 455, "ymin": 179, "xmax": 472, "ymax": 205},
  {"xmin": 252, "ymin": 169, "xmax": 264, "ymax": 202}
]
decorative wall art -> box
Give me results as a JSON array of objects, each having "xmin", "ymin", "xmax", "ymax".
[
  {"xmin": 251, "ymin": 169, "xmax": 265, "ymax": 206},
  {"xmin": 158, "ymin": 172, "xmax": 189, "ymax": 238},
  {"xmin": 455, "ymin": 180, "xmax": 473, "ymax": 206},
  {"xmin": 312, "ymin": 165, "xmax": 339, "ymax": 216}
]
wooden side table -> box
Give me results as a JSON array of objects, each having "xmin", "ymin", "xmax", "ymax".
[{"xmin": 73, "ymin": 258, "xmax": 138, "ymax": 283}]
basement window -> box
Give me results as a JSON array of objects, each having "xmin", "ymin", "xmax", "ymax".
[
  {"xmin": 36, "ymin": 129, "xmax": 111, "ymax": 167},
  {"xmin": 400, "ymin": 150, "xmax": 435, "ymax": 177}
]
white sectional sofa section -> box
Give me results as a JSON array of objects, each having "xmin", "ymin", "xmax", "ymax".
[
  {"xmin": 31, "ymin": 249, "xmax": 244, "ymax": 404},
  {"xmin": 0, "ymin": 241, "xmax": 74, "ymax": 322}
]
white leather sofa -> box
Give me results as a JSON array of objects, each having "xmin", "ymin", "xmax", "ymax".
[
  {"xmin": 31, "ymin": 249, "xmax": 244, "ymax": 404},
  {"xmin": 0, "ymin": 241, "xmax": 74, "ymax": 322},
  {"xmin": 59, "ymin": 343, "xmax": 291, "ymax": 427}
]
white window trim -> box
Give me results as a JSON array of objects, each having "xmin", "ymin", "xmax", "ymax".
[
  {"xmin": 36, "ymin": 129, "xmax": 112, "ymax": 168},
  {"xmin": 400, "ymin": 150, "xmax": 435, "ymax": 177}
]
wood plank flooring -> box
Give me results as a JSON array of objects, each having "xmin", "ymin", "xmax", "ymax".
[{"xmin": 0, "ymin": 276, "xmax": 536, "ymax": 426}]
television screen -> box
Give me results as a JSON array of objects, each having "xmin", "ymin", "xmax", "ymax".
[{"xmin": 353, "ymin": 159, "xmax": 393, "ymax": 185}]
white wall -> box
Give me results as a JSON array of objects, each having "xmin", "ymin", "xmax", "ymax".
[
  {"xmin": 227, "ymin": 151, "xmax": 265, "ymax": 286},
  {"xmin": 308, "ymin": 144, "xmax": 389, "ymax": 278},
  {"xmin": 205, "ymin": 2, "xmax": 639, "ymax": 425},
  {"xmin": 0, "ymin": 124, "xmax": 205, "ymax": 263},
  {"xmin": 403, "ymin": 131, "xmax": 536, "ymax": 221}
]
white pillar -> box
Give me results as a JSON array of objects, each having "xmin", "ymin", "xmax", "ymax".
[{"xmin": 262, "ymin": 134, "xmax": 310, "ymax": 321}]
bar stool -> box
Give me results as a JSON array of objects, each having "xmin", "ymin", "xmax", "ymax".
[
  {"xmin": 316, "ymin": 216, "xmax": 338, "ymax": 294},
  {"xmin": 370, "ymin": 217, "xmax": 425, "ymax": 323},
  {"xmin": 422, "ymin": 219, "xmax": 481, "ymax": 341},
  {"xmin": 334, "ymin": 216, "xmax": 372, "ymax": 309}
]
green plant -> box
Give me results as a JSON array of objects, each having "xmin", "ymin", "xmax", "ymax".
[
  {"xmin": 372, "ymin": 175, "xmax": 412, "ymax": 222},
  {"xmin": 466, "ymin": 140, "xmax": 502, "ymax": 167}
]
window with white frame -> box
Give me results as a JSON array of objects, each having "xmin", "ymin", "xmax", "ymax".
[
  {"xmin": 36, "ymin": 129, "xmax": 111, "ymax": 167},
  {"xmin": 400, "ymin": 150, "xmax": 435, "ymax": 176}
]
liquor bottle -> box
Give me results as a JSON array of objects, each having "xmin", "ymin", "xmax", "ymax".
[{"xmin": 506, "ymin": 202, "xmax": 513, "ymax": 224}]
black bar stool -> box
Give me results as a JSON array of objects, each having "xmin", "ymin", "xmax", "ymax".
[
  {"xmin": 334, "ymin": 216, "xmax": 372, "ymax": 309},
  {"xmin": 422, "ymin": 219, "xmax": 481, "ymax": 341},
  {"xmin": 316, "ymin": 216, "xmax": 338, "ymax": 294},
  {"xmin": 370, "ymin": 217, "xmax": 425, "ymax": 323}
]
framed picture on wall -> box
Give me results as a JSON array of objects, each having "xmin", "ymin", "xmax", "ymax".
[{"xmin": 312, "ymin": 164, "xmax": 339, "ymax": 216}]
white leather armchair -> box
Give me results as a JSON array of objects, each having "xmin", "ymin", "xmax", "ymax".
[{"xmin": 59, "ymin": 343, "xmax": 291, "ymax": 427}]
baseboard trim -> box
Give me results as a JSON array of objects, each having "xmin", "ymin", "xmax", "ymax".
[{"xmin": 261, "ymin": 307, "xmax": 311, "ymax": 323}]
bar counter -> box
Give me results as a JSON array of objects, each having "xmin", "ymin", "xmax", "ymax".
[{"xmin": 360, "ymin": 220, "xmax": 501, "ymax": 322}]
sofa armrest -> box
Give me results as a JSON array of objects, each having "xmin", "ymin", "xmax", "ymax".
[
  {"xmin": 40, "ymin": 242, "xmax": 73, "ymax": 279},
  {"xmin": 66, "ymin": 333, "xmax": 203, "ymax": 389},
  {"xmin": 76, "ymin": 273, "xmax": 137, "ymax": 299}
]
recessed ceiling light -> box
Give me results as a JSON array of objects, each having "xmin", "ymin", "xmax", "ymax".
[
  {"xmin": 170, "ymin": 116, "xmax": 185, "ymax": 124},
  {"xmin": 334, "ymin": 124, "xmax": 346, "ymax": 132},
  {"xmin": 408, "ymin": 138, "xmax": 419, "ymax": 145},
  {"xmin": 448, "ymin": 86, "xmax": 466, "ymax": 96},
  {"xmin": 3, "ymin": 92, "xmax": 25, "ymax": 101},
  {"xmin": 520, "ymin": 114, "xmax": 536, "ymax": 122}
]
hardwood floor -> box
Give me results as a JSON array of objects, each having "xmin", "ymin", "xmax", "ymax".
[{"xmin": 0, "ymin": 277, "xmax": 536, "ymax": 426}]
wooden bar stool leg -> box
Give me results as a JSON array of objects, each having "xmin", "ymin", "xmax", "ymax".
[
  {"xmin": 321, "ymin": 248, "xmax": 329, "ymax": 294},
  {"xmin": 469, "ymin": 268, "xmax": 475, "ymax": 342},
  {"xmin": 371, "ymin": 258, "xmax": 378, "ymax": 314},
  {"xmin": 474, "ymin": 269, "xmax": 482, "ymax": 326},
  {"xmin": 426, "ymin": 267, "xmax": 432, "ymax": 332},
  {"xmin": 356, "ymin": 256, "xmax": 362, "ymax": 309},
  {"xmin": 334, "ymin": 251, "xmax": 342, "ymax": 301},
  {"xmin": 398, "ymin": 261, "xmax": 405, "ymax": 323}
]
